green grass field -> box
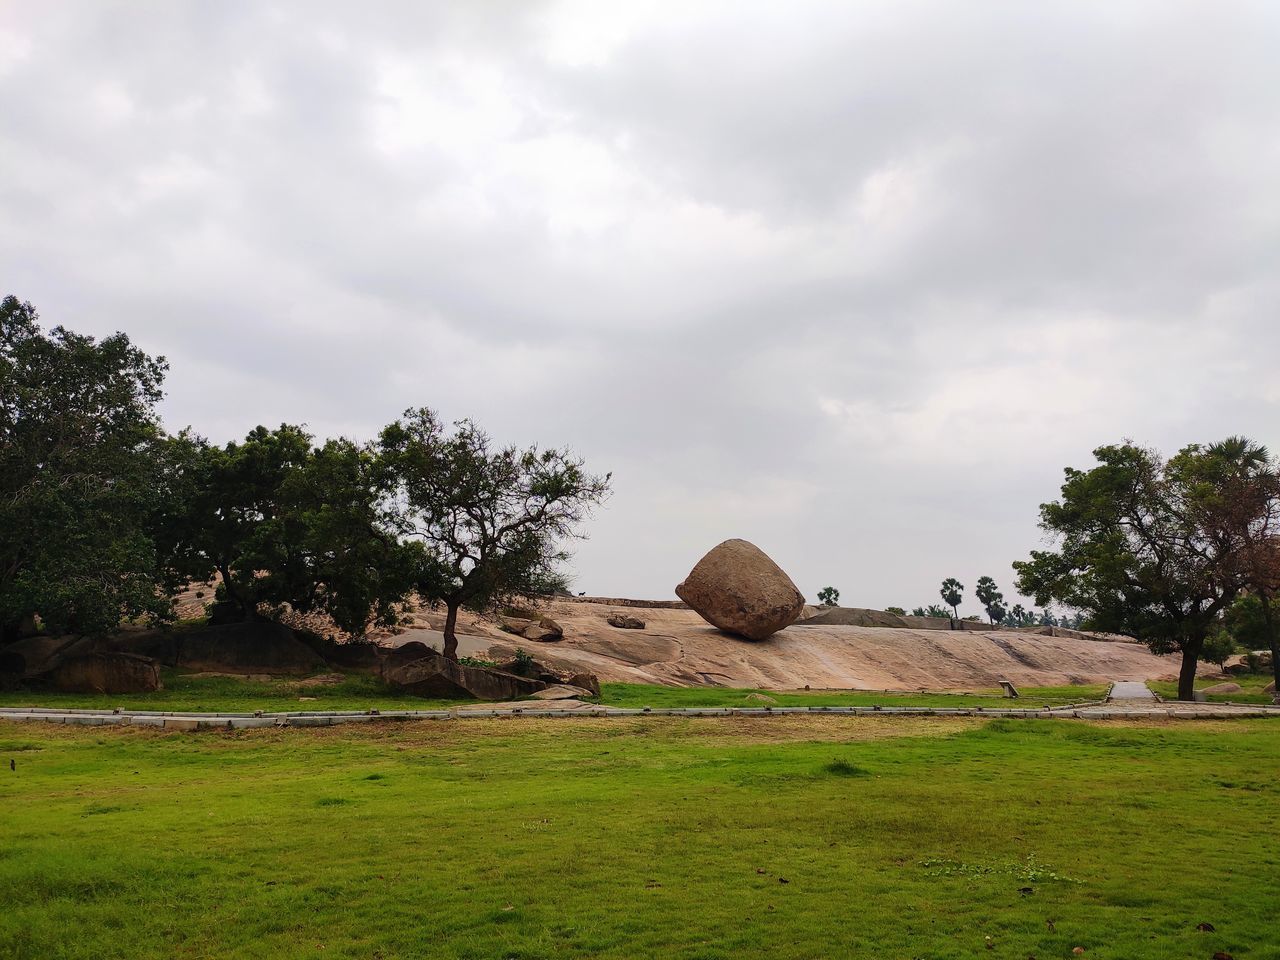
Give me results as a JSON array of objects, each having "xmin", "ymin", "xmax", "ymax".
[
  {"xmin": 0, "ymin": 672, "xmax": 1108, "ymax": 714},
  {"xmin": 2, "ymin": 715, "xmax": 1278, "ymax": 959}
]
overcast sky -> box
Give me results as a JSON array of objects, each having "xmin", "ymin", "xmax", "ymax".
[{"xmin": 4, "ymin": 2, "xmax": 1278, "ymax": 611}]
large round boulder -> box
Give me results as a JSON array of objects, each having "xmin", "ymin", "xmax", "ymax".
[{"xmin": 675, "ymin": 539, "xmax": 805, "ymax": 641}]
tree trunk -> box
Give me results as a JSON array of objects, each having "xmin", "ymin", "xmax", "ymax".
[
  {"xmin": 442, "ymin": 602, "xmax": 460, "ymax": 661},
  {"xmin": 1261, "ymin": 596, "xmax": 1280, "ymax": 700},
  {"xmin": 1177, "ymin": 636, "xmax": 1202, "ymax": 701}
]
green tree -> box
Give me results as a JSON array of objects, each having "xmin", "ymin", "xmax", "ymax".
[
  {"xmin": 939, "ymin": 578, "xmax": 964, "ymax": 621},
  {"xmin": 0, "ymin": 296, "xmax": 171, "ymax": 643},
  {"xmin": 377, "ymin": 409, "xmax": 611, "ymax": 660},
  {"xmin": 162, "ymin": 426, "xmax": 419, "ymax": 636},
  {"xmin": 975, "ymin": 576, "xmax": 1006, "ymax": 624},
  {"xmin": 1211, "ymin": 440, "xmax": 1280, "ymax": 693},
  {"xmin": 911, "ymin": 604, "xmax": 953, "ymax": 619},
  {"xmin": 1004, "ymin": 603, "xmax": 1038, "ymax": 628},
  {"xmin": 817, "ymin": 586, "xmax": 840, "ymax": 606},
  {"xmin": 884, "ymin": 606, "xmax": 906, "ymax": 616},
  {"xmin": 1200, "ymin": 629, "xmax": 1236, "ymax": 674},
  {"xmin": 1014, "ymin": 440, "xmax": 1273, "ymax": 700}
]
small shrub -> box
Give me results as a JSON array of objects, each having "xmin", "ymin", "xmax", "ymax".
[
  {"xmin": 822, "ymin": 759, "xmax": 870, "ymax": 778},
  {"xmin": 512, "ymin": 648, "xmax": 535, "ymax": 676}
]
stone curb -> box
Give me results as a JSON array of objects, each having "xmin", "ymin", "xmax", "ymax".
[{"xmin": 2, "ymin": 700, "xmax": 1278, "ymax": 729}]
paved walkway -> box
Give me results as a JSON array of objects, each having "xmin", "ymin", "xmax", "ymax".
[
  {"xmin": 1108, "ymin": 681, "xmax": 1156, "ymax": 700},
  {"xmin": 2, "ymin": 697, "xmax": 1277, "ymax": 730}
]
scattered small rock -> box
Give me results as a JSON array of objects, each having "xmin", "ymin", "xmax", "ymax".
[
  {"xmin": 522, "ymin": 618, "xmax": 564, "ymax": 643},
  {"xmin": 1201, "ymin": 682, "xmax": 1242, "ymax": 695}
]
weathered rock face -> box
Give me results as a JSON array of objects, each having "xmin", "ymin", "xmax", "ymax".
[
  {"xmin": 2, "ymin": 634, "xmax": 84, "ymax": 678},
  {"xmin": 529, "ymin": 684, "xmax": 595, "ymax": 700},
  {"xmin": 501, "ymin": 615, "xmax": 564, "ymax": 642},
  {"xmin": 46, "ymin": 652, "xmax": 162, "ymax": 694},
  {"xmin": 566, "ymin": 672, "xmax": 602, "ymax": 697},
  {"xmin": 675, "ymin": 539, "xmax": 805, "ymax": 641},
  {"xmin": 523, "ymin": 618, "xmax": 564, "ymax": 642},
  {"xmin": 111, "ymin": 622, "xmax": 327, "ymax": 675},
  {"xmin": 796, "ymin": 607, "xmax": 908, "ymax": 628},
  {"xmin": 606, "ymin": 614, "xmax": 646, "ymax": 630},
  {"xmin": 384, "ymin": 655, "xmax": 548, "ymax": 700}
]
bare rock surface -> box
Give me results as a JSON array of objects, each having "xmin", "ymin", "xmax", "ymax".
[
  {"xmin": 675, "ymin": 539, "xmax": 805, "ymax": 640},
  {"xmin": 797, "ymin": 607, "xmax": 908, "ymax": 628},
  {"xmin": 109, "ymin": 622, "xmax": 327, "ymax": 675},
  {"xmin": 376, "ymin": 598, "xmax": 1201, "ymax": 691},
  {"xmin": 384, "ymin": 654, "xmax": 547, "ymax": 700},
  {"xmin": 529, "ymin": 684, "xmax": 596, "ymax": 700},
  {"xmin": 1200, "ymin": 682, "xmax": 1242, "ymax": 695},
  {"xmin": 46, "ymin": 652, "xmax": 162, "ymax": 694}
]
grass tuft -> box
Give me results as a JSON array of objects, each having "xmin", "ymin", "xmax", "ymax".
[{"xmin": 821, "ymin": 758, "xmax": 870, "ymax": 777}]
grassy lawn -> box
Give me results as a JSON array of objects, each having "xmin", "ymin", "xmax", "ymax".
[
  {"xmin": 599, "ymin": 682, "xmax": 1108, "ymax": 710},
  {"xmin": 2, "ymin": 716, "xmax": 1278, "ymax": 959},
  {"xmin": 0, "ymin": 673, "xmax": 1108, "ymax": 714},
  {"xmin": 1150, "ymin": 674, "xmax": 1277, "ymax": 704}
]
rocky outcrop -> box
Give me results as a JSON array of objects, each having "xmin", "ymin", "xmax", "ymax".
[
  {"xmin": 501, "ymin": 615, "xmax": 564, "ymax": 642},
  {"xmin": 384, "ymin": 653, "xmax": 548, "ymax": 700},
  {"xmin": 1, "ymin": 634, "xmax": 84, "ymax": 678},
  {"xmin": 46, "ymin": 652, "xmax": 162, "ymax": 694},
  {"xmin": 566, "ymin": 672, "xmax": 601, "ymax": 697},
  {"xmin": 110, "ymin": 622, "xmax": 327, "ymax": 675},
  {"xmin": 529, "ymin": 684, "xmax": 595, "ymax": 700},
  {"xmin": 607, "ymin": 614, "xmax": 646, "ymax": 630},
  {"xmin": 523, "ymin": 618, "xmax": 563, "ymax": 642},
  {"xmin": 1200, "ymin": 682, "xmax": 1242, "ymax": 695},
  {"xmin": 675, "ymin": 539, "xmax": 805, "ymax": 641},
  {"xmin": 796, "ymin": 607, "xmax": 908, "ymax": 628}
]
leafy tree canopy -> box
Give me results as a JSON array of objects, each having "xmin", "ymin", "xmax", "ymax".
[
  {"xmin": 160, "ymin": 426, "xmax": 422, "ymax": 636},
  {"xmin": 0, "ymin": 296, "xmax": 170, "ymax": 640},
  {"xmin": 939, "ymin": 578, "xmax": 964, "ymax": 619},
  {"xmin": 378, "ymin": 408, "xmax": 611, "ymax": 659},
  {"xmin": 1014, "ymin": 439, "xmax": 1277, "ymax": 699}
]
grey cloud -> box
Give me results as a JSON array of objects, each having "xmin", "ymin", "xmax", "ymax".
[{"xmin": 2, "ymin": 1, "xmax": 1278, "ymax": 607}]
